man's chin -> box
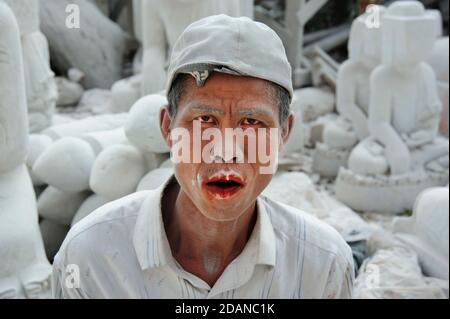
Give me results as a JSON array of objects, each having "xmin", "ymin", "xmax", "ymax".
[{"xmin": 197, "ymin": 194, "xmax": 252, "ymax": 221}]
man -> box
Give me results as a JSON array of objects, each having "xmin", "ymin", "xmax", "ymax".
[{"xmin": 53, "ymin": 15, "xmax": 354, "ymax": 299}]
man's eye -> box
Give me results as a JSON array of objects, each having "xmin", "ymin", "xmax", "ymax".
[
  {"xmin": 196, "ymin": 115, "xmax": 215, "ymax": 123},
  {"xmin": 242, "ymin": 118, "xmax": 261, "ymax": 125}
]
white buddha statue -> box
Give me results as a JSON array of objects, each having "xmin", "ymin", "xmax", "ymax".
[
  {"xmin": 336, "ymin": 1, "xmax": 449, "ymax": 214},
  {"xmin": 0, "ymin": 2, "xmax": 52, "ymax": 298},
  {"xmin": 111, "ymin": 0, "xmax": 246, "ymax": 113},
  {"xmin": 3, "ymin": 0, "xmax": 57, "ymax": 133},
  {"xmin": 312, "ymin": 5, "xmax": 385, "ymax": 177}
]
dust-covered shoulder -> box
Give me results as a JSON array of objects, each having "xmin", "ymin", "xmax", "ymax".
[{"xmin": 53, "ymin": 191, "xmax": 151, "ymax": 268}]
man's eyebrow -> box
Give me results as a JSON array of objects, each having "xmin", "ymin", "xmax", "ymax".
[
  {"xmin": 236, "ymin": 108, "xmax": 274, "ymax": 117},
  {"xmin": 190, "ymin": 104, "xmax": 225, "ymax": 115}
]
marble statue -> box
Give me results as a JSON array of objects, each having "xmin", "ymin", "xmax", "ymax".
[
  {"xmin": 336, "ymin": 1, "xmax": 449, "ymax": 214},
  {"xmin": 394, "ymin": 187, "xmax": 449, "ymax": 280},
  {"xmin": 111, "ymin": 0, "xmax": 245, "ymax": 113},
  {"xmin": 426, "ymin": 37, "xmax": 449, "ymax": 137},
  {"xmin": 312, "ymin": 5, "xmax": 385, "ymax": 177},
  {"xmin": 0, "ymin": 2, "xmax": 51, "ymax": 298},
  {"xmin": 3, "ymin": 0, "xmax": 57, "ymax": 133},
  {"xmin": 283, "ymin": 87, "xmax": 335, "ymax": 156}
]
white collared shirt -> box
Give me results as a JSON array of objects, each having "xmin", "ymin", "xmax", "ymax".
[{"xmin": 52, "ymin": 177, "xmax": 354, "ymax": 299}]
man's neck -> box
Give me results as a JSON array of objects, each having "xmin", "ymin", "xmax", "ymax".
[{"xmin": 162, "ymin": 179, "xmax": 257, "ymax": 287}]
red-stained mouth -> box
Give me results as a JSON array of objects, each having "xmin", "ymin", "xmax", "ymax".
[{"xmin": 203, "ymin": 175, "xmax": 245, "ymax": 199}]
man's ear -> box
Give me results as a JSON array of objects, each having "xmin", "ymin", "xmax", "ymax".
[
  {"xmin": 160, "ymin": 105, "xmax": 173, "ymax": 148},
  {"xmin": 281, "ymin": 112, "xmax": 295, "ymax": 146}
]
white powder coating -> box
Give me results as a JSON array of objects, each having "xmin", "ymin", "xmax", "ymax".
[{"xmin": 206, "ymin": 169, "xmax": 244, "ymax": 182}]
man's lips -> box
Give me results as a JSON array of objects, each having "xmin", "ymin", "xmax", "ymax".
[{"xmin": 202, "ymin": 175, "xmax": 245, "ymax": 199}]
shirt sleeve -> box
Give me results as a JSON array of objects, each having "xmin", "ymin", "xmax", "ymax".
[
  {"xmin": 322, "ymin": 255, "xmax": 355, "ymax": 299},
  {"xmin": 52, "ymin": 250, "xmax": 90, "ymax": 299}
]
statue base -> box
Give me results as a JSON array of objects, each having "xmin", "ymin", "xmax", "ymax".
[{"xmin": 335, "ymin": 166, "xmax": 449, "ymax": 214}]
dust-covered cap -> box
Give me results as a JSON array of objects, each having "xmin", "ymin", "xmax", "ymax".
[{"xmin": 166, "ymin": 14, "xmax": 293, "ymax": 100}]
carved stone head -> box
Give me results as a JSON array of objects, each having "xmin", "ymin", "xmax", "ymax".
[
  {"xmin": 348, "ymin": 5, "xmax": 386, "ymax": 64},
  {"xmin": 381, "ymin": 1, "xmax": 442, "ymax": 66}
]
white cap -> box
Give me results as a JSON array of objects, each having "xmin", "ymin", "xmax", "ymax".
[{"xmin": 166, "ymin": 14, "xmax": 293, "ymax": 100}]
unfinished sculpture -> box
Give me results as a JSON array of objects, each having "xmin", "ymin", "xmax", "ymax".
[
  {"xmin": 394, "ymin": 187, "xmax": 449, "ymax": 280},
  {"xmin": 0, "ymin": 2, "xmax": 51, "ymax": 298},
  {"xmin": 263, "ymin": 172, "xmax": 373, "ymax": 243},
  {"xmin": 26, "ymin": 134, "xmax": 53, "ymax": 186},
  {"xmin": 282, "ymin": 87, "xmax": 335, "ymax": 156},
  {"xmin": 426, "ymin": 37, "xmax": 449, "ymax": 137},
  {"xmin": 312, "ymin": 5, "xmax": 385, "ymax": 177},
  {"xmin": 37, "ymin": 187, "xmax": 89, "ymax": 226},
  {"xmin": 33, "ymin": 129, "xmax": 127, "ymax": 192},
  {"xmin": 40, "ymin": 0, "xmax": 129, "ymax": 89},
  {"xmin": 336, "ymin": 1, "xmax": 449, "ymax": 214},
  {"xmin": 111, "ymin": 0, "xmax": 244, "ymax": 113},
  {"xmin": 354, "ymin": 246, "xmax": 448, "ymax": 299},
  {"xmin": 89, "ymin": 143, "xmax": 149, "ymax": 200},
  {"xmin": 4, "ymin": 0, "xmax": 57, "ymax": 133},
  {"xmin": 124, "ymin": 94, "xmax": 170, "ymax": 154}
]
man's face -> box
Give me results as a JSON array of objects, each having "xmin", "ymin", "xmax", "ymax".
[{"xmin": 161, "ymin": 73, "xmax": 293, "ymax": 221}]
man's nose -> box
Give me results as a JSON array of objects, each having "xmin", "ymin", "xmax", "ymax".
[{"xmin": 210, "ymin": 129, "xmax": 244, "ymax": 163}]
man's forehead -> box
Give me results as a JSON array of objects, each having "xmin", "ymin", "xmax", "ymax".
[
  {"xmin": 182, "ymin": 101, "xmax": 277, "ymax": 118},
  {"xmin": 181, "ymin": 73, "xmax": 275, "ymax": 104},
  {"xmin": 185, "ymin": 72, "xmax": 270, "ymax": 92}
]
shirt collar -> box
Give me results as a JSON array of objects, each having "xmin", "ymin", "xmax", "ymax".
[{"xmin": 133, "ymin": 175, "xmax": 277, "ymax": 271}]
